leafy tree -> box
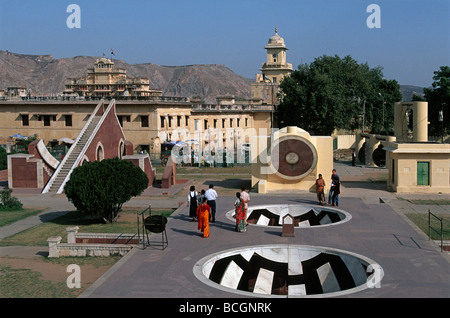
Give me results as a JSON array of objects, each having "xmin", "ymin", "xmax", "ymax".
[
  {"xmin": 0, "ymin": 147, "xmax": 7, "ymax": 170},
  {"xmin": 64, "ymin": 158, "xmax": 149, "ymax": 223},
  {"xmin": 0, "ymin": 186, "xmax": 23, "ymax": 210},
  {"xmin": 277, "ymin": 55, "xmax": 402, "ymax": 135},
  {"xmin": 422, "ymin": 66, "xmax": 450, "ymax": 138}
]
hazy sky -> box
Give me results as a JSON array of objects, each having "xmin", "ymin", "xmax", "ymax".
[{"xmin": 0, "ymin": 0, "xmax": 449, "ymax": 87}]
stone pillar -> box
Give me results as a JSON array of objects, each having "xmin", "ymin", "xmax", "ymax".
[
  {"xmin": 281, "ymin": 214, "xmax": 295, "ymax": 237},
  {"xmin": 413, "ymin": 101, "xmax": 428, "ymax": 142},
  {"xmin": 367, "ymin": 135, "xmax": 379, "ymax": 167},
  {"xmin": 66, "ymin": 226, "xmax": 79, "ymax": 244},
  {"xmin": 47, "ymin": 236, "xmax": 62, "ymax": 258},
  {"xmin": 355, "ymin": 133, "xmax": 365, "ymax": 164}
]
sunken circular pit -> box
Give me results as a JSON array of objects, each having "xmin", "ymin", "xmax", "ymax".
[
  {"xmin": 225, "ymin": 204, "xmax": 351, "ymax": 228},
  {"xmin": 193, "ymin": 244, "xmax": 383, "ymax": 298}
]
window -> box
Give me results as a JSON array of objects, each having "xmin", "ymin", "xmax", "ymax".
[
  {"xmin": 168, "ymin": 116, "xmax": 172, "ymax": 128},
  {"xmin": 177, "ymin": 116, "xmax": 182, "ymax": 127},
  {"xmin": 141, "ymin": 115, "xmax": 149, "ymax": 128},
  {"xmin": 222, "ymin": 119, "xmax": 226, "ymax": 128},
  {"xmin": 417, "ymin": 161, "xmax": 429, "ymax": 186},
  {"xmin": 65, "ymin": 115, "xmax": 72, "ymax": 127},
  {"xmin": 214, "ymin": 119, "xmax": 217, "ymax": 128},
  {"xmin": 185, "ymin": 116, "xmax": 189, "ymax": 126},
  {"xmin": 43, "ymin": 115, "xmax": 51, "ymax": 127},
  {"xmin": 230, "ymin": 118, "xmax": 233, "ymax": 127},
  {"xmin": 21, "ymin": 114, "xmax": 29, "ymax": 126},
  {"xmin": 245, "ymin": 118, "xmax": 248, "ymax": 127},
  {"xmin": 237, "ymin": 118, "xmax": 240, "ymax": 127},
  {"xmin": 160, "ymin": 116, "xmax": 165, "ymax": 128},
  {"xmin": 117, "ymin": 116, "xmax": 130, "ymax": 127},
  {"xmin": 204, "ymin": 119, "xmax": 208, "ymax": 130}
]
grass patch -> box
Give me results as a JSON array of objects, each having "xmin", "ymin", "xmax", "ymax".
[
  {"xmin": 0, "ymin": 208, "xmax": 45, "ymax": 227},
  {"xmin": 0, "ymin": 208, "xmax": 175, "ymax": 246},
  {"xmin": 0, "ymin": 263, "xmax": 79, "ymax": 298},
  {"xmin": 407, "ymin": 200, "xmax": 450, "ymax": 205},
  {"xmin": 0, "ymin": 256, "xmax": 122, "ymax": 298},
  {"xmin": 405, "ymin": 213, "xmax": 450, "ymax": 240}
]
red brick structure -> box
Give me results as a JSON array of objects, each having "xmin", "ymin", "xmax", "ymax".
[{"xmin": 8, "ymin": 99, "xmax": 156, "ymax": 192}]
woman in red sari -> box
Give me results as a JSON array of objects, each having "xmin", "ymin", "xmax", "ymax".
[
  {"xmin": 197, "ymin": 197, "xmax": 211, "ymax": 238},
  {"xmin": 234, "ymin": 192, "xmax": 246, "ymax": 232}
]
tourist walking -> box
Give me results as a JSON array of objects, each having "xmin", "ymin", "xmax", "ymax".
[
  {"xmin": 315, "ymin": 174, "xmax": 326, "ymax": 205},
  {"xmin": 205, "ymin": 184, "xmax": 218, "ymax": 223},
  {"xmin": 240, "ymin": 186, "xmax": 250, "ymax": 225},
  {"xmin": 197, "ymin": 189, "xmax": 206, "ymax": 206},
  {"xmin": 187, "ymin": 185, "xmax": 198, "ymax": 221},
  {"xmin": 233, "ymin": 192, "xmax": 246, "ymax": 232},
  {"xmin": 196, "ymin": 197, "xmax": 211, "ymax": 238}
]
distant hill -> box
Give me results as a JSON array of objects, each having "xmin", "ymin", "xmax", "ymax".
[
  {"xmin": 0, "ymin": 51, "xmax": 253, "ymax": 103},
  {"xmin": 0, "ymin": 50, "xmax": 424, "ymax": 103},
  {"xmin": 400, "ymin": 85, "xmax": 426, "ymax": 101}
]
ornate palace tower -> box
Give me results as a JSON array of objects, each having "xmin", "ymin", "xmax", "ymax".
[{"xmin": 251, "ymin": 28, "xmax": 293, "ymax": 105}]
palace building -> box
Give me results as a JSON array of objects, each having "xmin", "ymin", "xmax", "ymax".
[{"xmin": 63, "ymin": 57, "xmax": 162, "ymax": 98}]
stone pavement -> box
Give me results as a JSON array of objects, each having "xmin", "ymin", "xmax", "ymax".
[{"xmin": 0, "ymin": 161, "xmax": 449, "ymax": 298}]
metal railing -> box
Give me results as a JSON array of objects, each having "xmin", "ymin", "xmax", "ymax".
[
  {"xmin": 137, "ymin": 205, "xmax": 152, "ymax": 249},
  {"xmin": 428, "ymin": 209, "xmax": 443, "ymax": 252}
]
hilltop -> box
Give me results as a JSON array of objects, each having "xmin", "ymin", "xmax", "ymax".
[{"xmin": 0, "ymin": 51, "xmax": 253, "ymax": 103}]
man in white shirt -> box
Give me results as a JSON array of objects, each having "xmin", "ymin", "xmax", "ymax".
[{"xmin": 205, "ymin": 184, "xmax": 218, "ymax": 222}]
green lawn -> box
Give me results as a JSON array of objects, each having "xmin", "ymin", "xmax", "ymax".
[
  {"xmin": 0, "ymin": 208, "xmax": 175, "ymax": 246},
  {"xmin": 405, "ymin": 213, "xmax": 450, "ymax": 240},
  {"xmin": 0, "ymin": 208, "xmax": 45, "ymax": 227}
]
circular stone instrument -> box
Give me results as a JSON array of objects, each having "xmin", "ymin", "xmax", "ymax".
[
  {"xmin": 193, "ymin": 244, "xmax": 383, "ymax": 298},
  {"xmin": 226, "ymin": 204, "xmax": 351, "ymax": 228}
]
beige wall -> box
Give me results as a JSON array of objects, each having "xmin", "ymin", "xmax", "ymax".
[
  {"xmin": 0, "ymin": 100, "xmax": 273, "ymax": 154},
  {"xmin": 384, "ymin": 141, "xmax": 450, "ymax": 193}
]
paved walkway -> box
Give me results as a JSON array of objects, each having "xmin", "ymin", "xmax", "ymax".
[{"xmin": 0, "ymin": 161, "xmax": 449, "ymax": 298}]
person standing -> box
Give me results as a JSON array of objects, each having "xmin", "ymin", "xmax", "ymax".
[
  {"xmin": 234, "ymin": 192, "xmax": 246, "ymax": 232},
  {"xmin": 315, "ymin": 174, "xmax": 326, "ymax": 205},
  {"xmin": 332, "ymin": 179, "xmax": 340, "ymax": 207},
  {"xmin": 187, "ymin": 185, "xmax": 198, "ymax": 221},
  {"xmin": 205, "ymin": 184, "xmax": 218, "ymax": 223},
  {"xmin": 240, "ymin": 186, "xmax": 250, "ymax": 225},
  {"xmin": 331, "ymin": 169, "xmax": 340, "ymax": 206},
  {"xmin": 196, "ymin": 197, "xmax": 211, "ymax": 238}
]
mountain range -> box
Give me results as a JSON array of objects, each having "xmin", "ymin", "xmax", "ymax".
[{"xmin": 0, "ymin": 50, "xmax": 423, "ymax": 103}]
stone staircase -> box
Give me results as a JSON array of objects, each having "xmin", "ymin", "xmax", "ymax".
[{"xmin": 45, "ymin": 115, "xmax": 101, "ymax": 193}]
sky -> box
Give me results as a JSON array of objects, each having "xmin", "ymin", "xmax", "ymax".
[{"xmin": 0, "ymin": 0, "xmax": 449, "ymax": 88}]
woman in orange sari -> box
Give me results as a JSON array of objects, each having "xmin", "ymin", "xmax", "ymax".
[{"xmin": 197, "ymin": 197, "xmax": 211, "ymax": 238}]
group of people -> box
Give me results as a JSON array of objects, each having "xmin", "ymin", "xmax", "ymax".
[
  {"xmin": 315, "ymin": 169, "xmax": 340, "ymax": 206},
  {"xmin": 186, "ymin": 170, "xmax": 340, "ymax": 238},
  {"xmin": 186, "ymin": 184, "xmax": 250, "ymax": 238}
]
